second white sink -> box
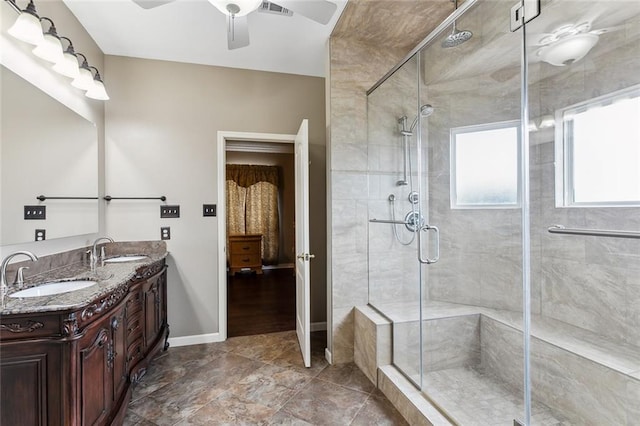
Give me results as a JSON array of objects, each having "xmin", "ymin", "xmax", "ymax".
[{"xmin": 10, "ymin": 280, "xmax": 97, "ymax": 298}]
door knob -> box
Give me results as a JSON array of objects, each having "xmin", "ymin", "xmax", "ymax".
[{"xmin": 297, "ymin": 253, "xmax": 315, "ymax": 261}]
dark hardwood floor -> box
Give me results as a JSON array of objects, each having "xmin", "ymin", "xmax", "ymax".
[{"xmin": 227, "ymin": 268, "xmax": 296, "ymax": 337}]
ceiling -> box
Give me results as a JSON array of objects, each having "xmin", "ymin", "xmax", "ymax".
[{"xmin": 62, "ymin": 0, "xmax": 348, "ymax": 77}]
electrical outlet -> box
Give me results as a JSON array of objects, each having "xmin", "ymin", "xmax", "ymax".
[
  {"xmin": 24, "ymin": 205, "xmax": 46, "ymax": 220},
  {"xmin": 35, "ymin": 229, "xmax": 46, "ymax": 241},
  {"xmin": 203, "ymin": 204, "xmax": 217, "ymax": 217},
  {"xmin": 161, "ymin": 227, "xmax": 171, "ymax": 240},
  {"xmin": 160, "ymin": 205, "xmax": 180, "ymax": 218}
]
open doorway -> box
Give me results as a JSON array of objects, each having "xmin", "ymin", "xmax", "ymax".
[
  {"xmin": 217, "ymin": 124, "xmax": 313, "ymax": 367},
  {"xmin": 225, "ymin": 143, "xmax": 296, "ymax": 337}
]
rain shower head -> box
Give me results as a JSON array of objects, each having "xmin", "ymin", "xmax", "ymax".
[
  {"xmin": 441, "ymin": 0, "xmax": 472, "ymax": 48},
  {"xmin": 442, "ymin": 25, "xmax": 473, "ymax": 48}
]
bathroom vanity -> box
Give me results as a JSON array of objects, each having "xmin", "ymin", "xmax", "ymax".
[{"xmin": 0, "ymin": 242, "xmax": 168, "ymax": 426}]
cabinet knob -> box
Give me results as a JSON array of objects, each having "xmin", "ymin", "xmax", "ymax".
[{"xmin": 111, "ymin": 318, "xmax": 119, "ymax": 330}]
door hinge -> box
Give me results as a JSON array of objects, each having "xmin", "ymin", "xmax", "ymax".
[{"xmin": 510, "ymin": 0, "xmax": 541, "ymax": 32}]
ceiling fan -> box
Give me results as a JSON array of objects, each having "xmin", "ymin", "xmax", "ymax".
[{"xmin": 132, "ymin": 0, "xmax": 338, "ymax": 50}]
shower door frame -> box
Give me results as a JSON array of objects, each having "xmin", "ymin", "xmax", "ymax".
[{"xmin": 366, "ymin": 0, "xmax": 535, "ymax": 424}]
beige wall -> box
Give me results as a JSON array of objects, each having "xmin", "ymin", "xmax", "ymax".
[
  {"xmin": 104, "ymin": 56, "xmax": 327, "ymax": 338},
  {"xmin": 0, "ymin": 0, "xmax": 105, "ymax": 259},
  {"xmin": 226, "ymin": 151, "xmax": 295, "ymax": 265}
]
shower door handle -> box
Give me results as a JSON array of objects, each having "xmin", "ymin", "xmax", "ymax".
[{"xmin": 418, "ymin": 224, "xmax": 439, "ymax": 264}]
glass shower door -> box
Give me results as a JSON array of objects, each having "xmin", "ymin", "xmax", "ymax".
[
  {"xmin": 366, "ymin": 54, "xmax": 423, "ymax": 386},
  {"xmin": 527, "ymin": 1, "xmax": 640, "ymax": 424},
  {"xmin": 417, "ymin": 0, "xmax": 532, "ymax": 424}
]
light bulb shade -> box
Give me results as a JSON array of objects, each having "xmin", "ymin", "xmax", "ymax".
[
  {"xmin": 8, "ymin": 11, "xmax": 44, "ymax": 45},
  {"xmin": 71, "ymin": 67, "xmax": 95, "ymax": 90},
  {"xmin": 537, "ymin": 33, "xmax": 599, "ymax": 67},
  {"xmin": 208, "ymin": 0, "xmax": 261, "ymax": 16},
  {"xmin": 32, "ymin": 33, "xmax": 64, "ymax": 63},
  {"xmin": 86, "ymin": 79, "xmax": 109, "ymax": 100},
  {"xmin": 53, "ymin": 52, "xmax": 80, "ymax": 78}
]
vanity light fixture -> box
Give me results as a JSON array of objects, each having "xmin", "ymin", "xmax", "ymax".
[
  {"xmin": 7, "ymin": 0, "xmax": 44, "ymax": 45},
  {"xmin": 85, "ymin": 66, "xmax": 110, "ymax": 101},
  {"xmin": 52, "ymin": 36, "xmax": 80, "ymax": 78},
  {"xmin": 32, "ymin": 18, "xmax": 64, "ymax": 63},
  {"xmin": 71, "ymin": 53, "xmax": 95, "ymax": 91},
  {"xmin": 4, "ymin": 0, "xmax": 109, "ymax": 101}
]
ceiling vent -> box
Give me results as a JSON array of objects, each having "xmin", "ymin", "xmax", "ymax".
[{"xmin": 258, "ymin": 2, "xmax": 293, "ymax": 17}]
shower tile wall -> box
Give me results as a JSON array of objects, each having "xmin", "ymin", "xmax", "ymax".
[
  {"xmin": 329, "ymin": 36, "xmax": 405, "ymax": 363},
  {"xmin": 527, "ymin": 0, "xmax": 640, "ymax": 349},
  {"xmin": 419, "ymin": 0, "xmax": 640, "ymax": 352},
  {"xmin": 367, "ymin": 54, "xmax": 423, "ymax": 308},
  {"xmin": 421, "ymin": 2, "xmax": 526, "ymax": 313},
  {"xmin": 328, "ymin": 0, "xmax": 455, "ymax": 364}
]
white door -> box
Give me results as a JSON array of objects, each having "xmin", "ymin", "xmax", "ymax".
[{"xmin": 294, "ymin": 119, "xmax": 312, "ymax": 367}]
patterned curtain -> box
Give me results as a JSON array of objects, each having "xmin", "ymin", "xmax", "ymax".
[{"xmin": 226, "ymin": 165, "xmax": 280, "ymax": 264}]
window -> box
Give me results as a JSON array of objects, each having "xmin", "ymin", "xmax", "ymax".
[
  {"xmin": 450, "ymin": 121, "xmax": 521, "ymax": 209},
  {"xmin": 557, "ymin": 86, "xmax": 640, "ymax": 207}
]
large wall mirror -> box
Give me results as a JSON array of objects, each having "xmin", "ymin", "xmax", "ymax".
[{"xmin": 1, "ymin": 65, "xmax": 99, "ymax": 245}]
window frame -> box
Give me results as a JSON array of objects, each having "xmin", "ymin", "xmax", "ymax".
[
  {"xmin": 450, "ymin": 119, "xmax": 522, "ymax": 210},
  {"xmin": 555, "ymin": 84, "xmax": 640, "ymax": 208}
]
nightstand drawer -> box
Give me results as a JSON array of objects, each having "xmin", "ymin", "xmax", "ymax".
[
  {"xmin": 230, "ymin": 240, "xmax": 261, "ymax": 255},
  {"xmin": 230, "ymin": 253, "xmax": 261, "ymax": 266}
]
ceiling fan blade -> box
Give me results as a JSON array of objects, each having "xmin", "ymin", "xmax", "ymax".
[
  {"xmin": 227, "ymin": 15, "xmax": 250, "ymax": 50},
  {"xmin": 132, "ymin": 0, "xmax": 175, "ymax": 9},
  {"xmin": 271, "ymin": 0, "xmax": 337, "ymax": 25}
]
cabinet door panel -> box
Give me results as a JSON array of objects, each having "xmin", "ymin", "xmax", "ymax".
[
  {"xmin": 1, "ymin": 354, "xmax": 47, "ymax": 425},
  {"xmin": 111, "ymin": 307, "xmax": 127, "ymax": 402},
  {"xmin": 79, "ymin": 327, "xmax": 110, "ymax": 426}
]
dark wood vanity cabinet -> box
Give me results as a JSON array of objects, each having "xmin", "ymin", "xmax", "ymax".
[{"xmin": 0, "ymin": 261, "xmax": 168, "ymax": 426}]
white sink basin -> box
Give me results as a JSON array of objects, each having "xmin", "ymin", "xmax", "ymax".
[
  {"xmin": 10, "ymin": 280, "xmax": 97, "ymax": 298},
  {"xmin": 104, "ymin": 255, "xmax": 148, "ymax": 263}
]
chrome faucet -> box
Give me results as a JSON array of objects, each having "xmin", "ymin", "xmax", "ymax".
[
  {"xmin": 91, "ymin": 237, "xmax": 114, "ymax": 271},
  {"xmin": 1, "ymin": 251, "xmax": 39, "ymax": 306}
]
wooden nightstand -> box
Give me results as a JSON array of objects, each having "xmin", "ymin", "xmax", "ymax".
[{"xmin": 228, "ymin": 234, "xmax": 263, "ymax": 275}]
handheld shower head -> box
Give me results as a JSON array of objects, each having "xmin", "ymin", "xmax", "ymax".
[{"xmin": 409, "ymin": 104, "xmax": 435, "ymax": 131}]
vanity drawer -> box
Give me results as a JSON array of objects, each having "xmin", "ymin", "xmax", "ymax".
[
  {"xmin": 0, "ymin": 314, "xmax": 61, "ymax": 341},
  {"xmin": 126, "ymin": 290, "xmax": 143, "ymax": 316},
  {"xmin": 127, "ymin": 338, "xmax": 144, "ymax": 367},
  {"xmin": 126, "ymin": 315, "xmax": 143, "ymax": 345}
]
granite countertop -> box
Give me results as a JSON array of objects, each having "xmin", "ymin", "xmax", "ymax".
[{"xmin": 1, "ymin": 241, "xmax": 168, "ymax": 315}]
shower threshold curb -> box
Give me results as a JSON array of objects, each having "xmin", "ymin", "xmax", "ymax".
[{"xmin": 378, "ymin": 365, "xmax": 453, "ymax": 426}]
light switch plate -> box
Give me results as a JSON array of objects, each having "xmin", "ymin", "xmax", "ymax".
[
  {"xmin": 203, "ymin": 204, "xmax": 216, "ymax": 217},
  {"xmin": 160, "ymin": 205, "xmax": 180, "ymax": 218},
  {"xmin": 24, "ymin": 205, "xmax": 46, "ymax": 220}
]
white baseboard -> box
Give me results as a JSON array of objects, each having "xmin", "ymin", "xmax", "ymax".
[
  {"xmin": 325, "ymin": 348, "xmax": 333, "ymax": 365},
  {"xmin": 167, "ymin": 332, "xmax": 224, "ymax": 347},
  {"xmin": 311, "ymin": 321, "xmax": 327, "ymax": 332}
]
